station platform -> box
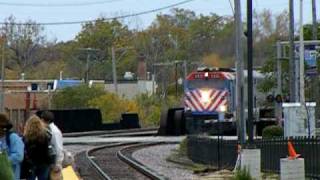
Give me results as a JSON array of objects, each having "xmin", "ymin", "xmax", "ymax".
[{"xmin": 62, "ymin": 166, "xmax": 79, "ymax": 180}]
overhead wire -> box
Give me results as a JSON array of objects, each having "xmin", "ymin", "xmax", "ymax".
[
  {"xmin": 228, "ymin": 0, "xmax": 235, "ymax": 16},
  {"xmin": 0, "ymin": 0, "xmax": 124, "ymax": 7},
  {"xmin": 0, "ymin": 0, "xmax": 197, "ymax": 26}
]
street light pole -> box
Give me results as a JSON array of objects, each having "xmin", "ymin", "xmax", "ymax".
[{"xmin": 247, "ymin": 0, "xmax": 254, "ymax": 144}]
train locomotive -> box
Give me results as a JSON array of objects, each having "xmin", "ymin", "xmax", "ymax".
[
  {"xmin": 183, "ymin": 67, "xmax": 237, "ymax": 135},
  {"xmin": 158, "ymin": 66, "xmax": 274, "ymax": 136}
]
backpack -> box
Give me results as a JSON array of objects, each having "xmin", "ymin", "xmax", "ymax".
[
  {"xmin": 46, "ymin": 127, "xmax": 57, "ymax": 164},
  {"xmin": 5, "ymin": 131, "xmax": 13, "ymax": 149},
  {"xmin": 24, "ymin": 127, "xmax": 56, "ymax": 166}
]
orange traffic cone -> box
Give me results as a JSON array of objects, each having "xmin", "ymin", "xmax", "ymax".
[{"xmin": 288, "ymin": 141, "xmax": 300, "ymax": 160}]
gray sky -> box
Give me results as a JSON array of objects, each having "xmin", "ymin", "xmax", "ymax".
[{"xmin": 0, "ymin": 0, "xmax": 315, "ymax": 42}]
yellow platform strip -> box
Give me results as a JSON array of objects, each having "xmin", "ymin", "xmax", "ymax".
[{"xmin": 62, "ymin": 166, "xmax": 79, "ymax": 180}]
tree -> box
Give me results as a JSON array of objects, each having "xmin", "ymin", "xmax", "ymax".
[
  {"xmin": 52, "ymin": 85, "xmax": 105, "ymax": 109},
  {"xmin": 73, "ymin": 18, "xmax": 136, "ymax": 80},
  {"xmin": 254, "ymin": 10, "xmax": 290, "ymax": 95},
  {"xmin": 0, "ymin": 16, "xmax": 49, "ymax": 75},
  {"xmin": 253, "ymin": 10, "xmax": 289, "ymax": 67},
  {"xmin": 303, "ymin": 24, "xmax": 320, "ymax": 40}
]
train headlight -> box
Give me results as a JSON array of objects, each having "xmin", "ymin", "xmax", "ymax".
[
  {"xmin": 200, "ymin": 90, "xmax": 211, "ymax": 104},
  {"xmin": 219, "ymin": 105, "xmax": 227, "ymax": 112}
]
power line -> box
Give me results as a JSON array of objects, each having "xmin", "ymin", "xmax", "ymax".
[
  {"xmin": 0, "ymin": 0, "xmax": 197, "ymax": 26},
  {"xmin": 228, "ymin": 0, "xmax": 235, "ymax": 15},
  {"xmin": 0, "ymin": 0, "xmax": 124, "ymax": 7}
]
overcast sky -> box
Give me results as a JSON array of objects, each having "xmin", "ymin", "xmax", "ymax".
[{"xmin": 0, "ymin": 0, "xmax": 315, "ymax": 42}]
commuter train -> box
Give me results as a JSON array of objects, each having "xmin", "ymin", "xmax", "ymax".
[
  {"xmin": 184, "ymin": 67, "xmax": 235, "ymax": 117},
  {"xmin": 183, "ymin": 67, "xmax": 236, "ymax": 134},
  {"xmin": 159, "ymin": 66, "xmax": 275, "ymax": 136}
]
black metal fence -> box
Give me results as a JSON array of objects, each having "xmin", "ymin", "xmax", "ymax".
[
  {"xmin": 187, "ymin": 136, "xmax": 320, "ymax": 178},
  {"xmin": 187, "ymin": 136, "xmax": 238, "ymax": 169},
  {"xmin": 256, "ymin": 137, "xmax": 320, "ymax": 179}
]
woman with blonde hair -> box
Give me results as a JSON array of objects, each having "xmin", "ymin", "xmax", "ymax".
[{"xmin": 24, "ymin": 115, "xmax": 54, "ymax": 180}]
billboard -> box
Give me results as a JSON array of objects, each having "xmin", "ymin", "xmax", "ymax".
[{"xmin": 295, "ymin": 44, "xmax": 320, "ymax": 76}]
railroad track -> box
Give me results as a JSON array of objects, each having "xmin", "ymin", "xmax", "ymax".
[
  {"xmin": 63, "ymin": 127, "xmax": 158, "ymax": 137},
  {"xmin": 82, "ymin": 143, "xmax": 166, "ymax": 180}
]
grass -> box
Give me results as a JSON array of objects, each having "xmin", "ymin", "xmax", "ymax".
[{"xmin": 231, "ymin": 167, "xmax": 253, "ymax": 180}]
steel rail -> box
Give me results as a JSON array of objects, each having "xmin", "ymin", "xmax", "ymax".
[
  {"xmin": 85, "ymin": 143, "xmax": 133, "ymax": 180},
  {"xmin": 117, "ymin": 143, "xmax": 167, "ymax": 180},
  {"xmin": 63, "ymin": 127, "xmax": 158, "ymax": 137}
]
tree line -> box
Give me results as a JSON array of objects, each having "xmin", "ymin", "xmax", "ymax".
[{"xmin": 0, "ymin": 8, "xmax": 297, "ymax": 81}]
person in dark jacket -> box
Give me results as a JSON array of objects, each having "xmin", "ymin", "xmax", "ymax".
[
  {"xmin": 40, "ymin": 111, "xmax": 63, "ymax": 180},
  {"xmin": 24, "ymin": 115, "xmax": 53, "ymax": 180}
]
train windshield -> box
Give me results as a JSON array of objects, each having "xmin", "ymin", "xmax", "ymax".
[{"xmin": 186, "ymin": 79, "xmax": 228, "ymax": 90}]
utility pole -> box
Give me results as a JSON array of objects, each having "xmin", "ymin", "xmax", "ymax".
[
  {"xmin": 85, "ymin": 52, "xmax": 91, "ymax": 84},
  {"xmin": 234, "ymin": 0, "xmax": 246, "ymax": 144},
  {"xmin": 48, "ymin": 85, "xmax": 52, "ymax": 109},
  {"xmin": 299, "ymin": 0, "xmax": 305, "ymax": 103},
  {"xmin": 311, "ymin": 0, "xmax": 319, "ymax": 120},
  {"xmin": 247, "ymin": 0, "xmax": 254, "ymax": 144},
  {"xmin": 79, "ymin": 47, "xmax": 99, "ymax": 84},
  {"xmin": 0, "ymin": 37, "xmax": 5, "ymax": 112},
  {"xmin": 175, "ymin": 61, "xmax": 178, "ymax": 98},
  {"xmin": 289, "ymin": 0, "xmax": 297, "ymax": 102},
  {"xmin": 276, "ymin": 42, "xmax": 282, "ymax": 125},
  {"xmin": 111, "ymin": 46, "xmax": 118, "ymax": 93},
  {"xmin": 312, "ymin": 0, "xmax": 317, "ymax": 41},
  {"xmin": 183, "ymin": 60, "xmax": 187, "ymax": 80},
  {"xmin": 59, "ymin": 71, "xmax": 63, "ymax": 80}
]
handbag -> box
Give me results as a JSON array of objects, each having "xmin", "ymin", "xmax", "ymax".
[
  {"xmin": 0, "ymin": 151, "xmax": 14, "ymax": 180},
  {"xmin": 46, "ymin": 127, "xmax": 57, "ymax": 164},
  {"xmin": 62, "ymin": 150, "xmax": 74, "ymax": 168},
  {"xmin": 48, "ymin": 144, "xmax": 57, "ymax": 164},
  {"xmin": 50, "ymin": 167, "xmax": 63, "ymax": 180}
]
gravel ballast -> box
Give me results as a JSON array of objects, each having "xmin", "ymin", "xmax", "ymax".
[{"xmin": 132, "ymin": 144, "xmax": 198, "ymax": 180}]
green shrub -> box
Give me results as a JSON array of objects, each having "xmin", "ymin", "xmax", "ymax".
[
  {"xmin": 178, "ymin": 138, "xmax": 188, "ymax": 156},
  {"xmin": 262, "ymin": 125, "xmax": 283, "ymax": 139},
  {"xmin": 52, "ymin": 85, "xmax": 105, "ymax": 109},
  {"xmin": 89, "ymin": 92, "xmax": 139, "ymax": 123},
  {"xmin": 232, "ymin": 167, "xmax": 253, "ymax": 180}
]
